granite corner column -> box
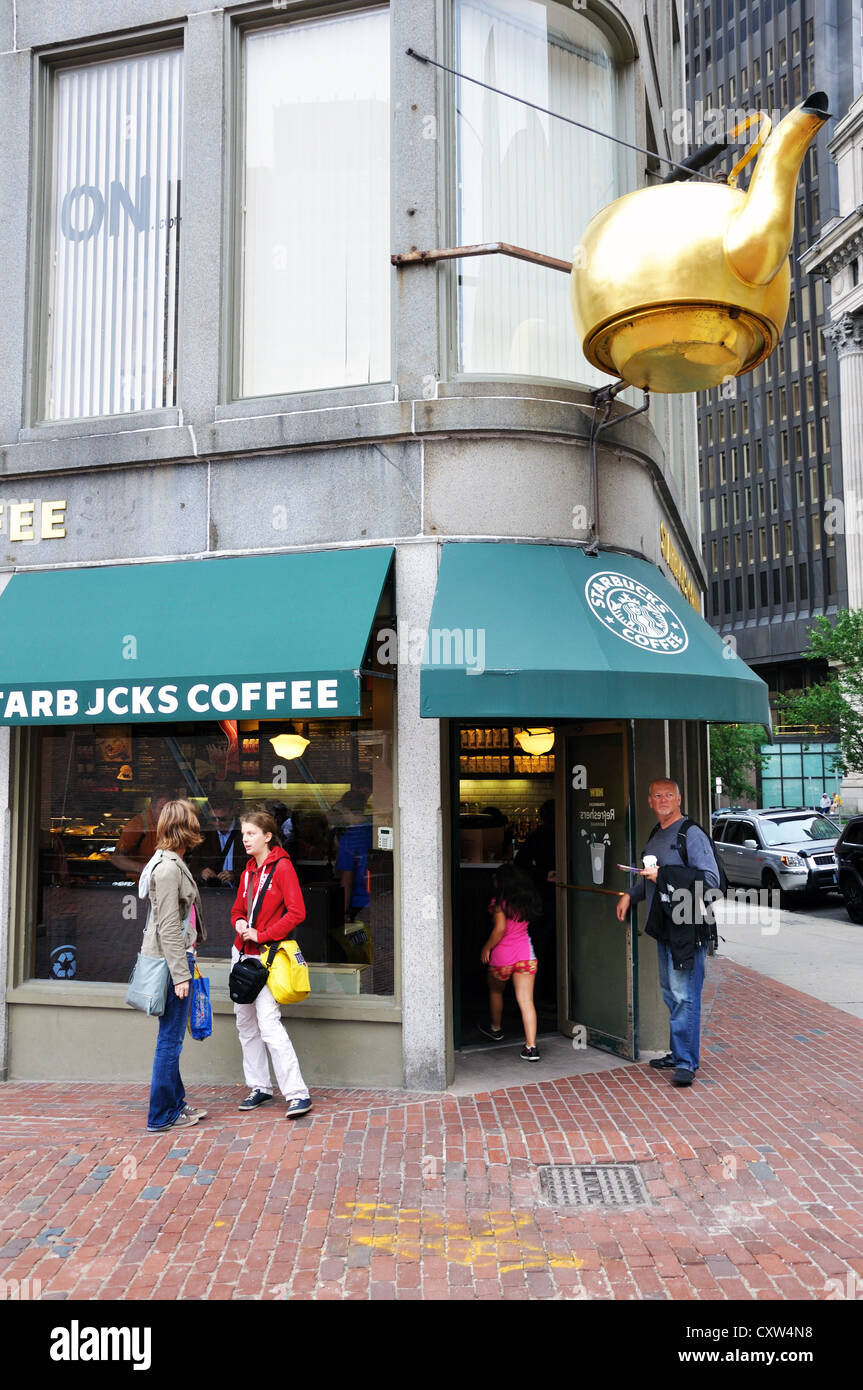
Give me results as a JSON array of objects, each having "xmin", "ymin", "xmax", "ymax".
[{"xmin": 396, "ymin": 540, "xmax": 451, "ymax": 1092}]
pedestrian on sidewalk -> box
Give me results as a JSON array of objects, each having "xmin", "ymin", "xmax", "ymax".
[
  {"xmin": 230, "ymin": 811, "xmax": 312, "ymax": 1119},
  {"xmin": 616, "ymin": 778, "xmax": 720, "ymax": 1088},
  {"xmin": 478, "ymin": 863, "xmax": 542, "ymax": 1061},
  {"xmin": 140, "ymin": 799, "xmax": 209, "ymax": 1133}
]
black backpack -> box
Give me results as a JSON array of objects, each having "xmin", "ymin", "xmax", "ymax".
[{"xmin": 671, "ymin": 816, "xmax": 728, "ymax": 896}]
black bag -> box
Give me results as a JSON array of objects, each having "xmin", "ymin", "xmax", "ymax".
[
  {"xmin": 228, "ymin": 952, "xmax": 270, "ymax": 1004},
  {"xmin": 643, "ymin": 816, "xmax": 727, "ymax": 954},
  {"xmin": 228, "ymin": 865, "xmax": 276, "ymax": 1004}
]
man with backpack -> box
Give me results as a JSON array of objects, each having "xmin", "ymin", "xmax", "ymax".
[{"xmin": 615, "ymin": 778, "xmax": 722, "ymax": 1088}]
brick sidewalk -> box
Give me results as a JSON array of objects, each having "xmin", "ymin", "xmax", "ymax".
[{"xmin": 2, "ymin": 957, "xmax": 863, "ymax": 1301}]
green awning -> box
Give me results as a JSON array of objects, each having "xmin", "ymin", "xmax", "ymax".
[
  {"xmin": 0, "ymin": 548, "xmax": 392, "ymax": 724},
  {"xmin": 420, "ymin": 543, "xmax": 770, "ymax": 725}
]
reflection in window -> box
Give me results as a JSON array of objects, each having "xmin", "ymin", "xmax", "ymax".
[
  {"xmin": 35, "ymin": 709, "xmax": 395, "ymax": 998},
  {"xmin": 239, "ymin": 9, "xmax": 390, "ymax": 397},
  {"xmin": 455, "ymin": 0, "xmax": 622, "ymax": 384}
]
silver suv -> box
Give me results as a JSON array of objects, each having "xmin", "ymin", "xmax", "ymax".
[{"xmin": 713, "ymin": 808, "xmax": 840, "ymax": 905}]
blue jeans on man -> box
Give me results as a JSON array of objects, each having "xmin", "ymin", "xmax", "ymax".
[
  {"xmin": 656, "ymin": 941, "xmax": 707, "ymax": 1073},
  {"xmin": 147, "ymin": 951, "xmax": 194, "ymax": 1130}
]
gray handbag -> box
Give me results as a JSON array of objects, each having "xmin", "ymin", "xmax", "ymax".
[
  {"xmin": 125, "ymin": 904, "xmax": 194, "ymax": 1017},
  {"xmin": 126, "ymin": 951, "xmax": 170, "ymax": 1016}
]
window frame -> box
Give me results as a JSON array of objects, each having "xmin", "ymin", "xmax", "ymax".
[
  {"xmin": 224, "ymin": 0, "xmax": 394, "ymax": 409},
  {"xmin": 27, "ymin": 26, "xmax": 186, "ymax": 431},
  {"xmin": 444, "ymin": 0, "xmax": 638, "ymax": 391}
]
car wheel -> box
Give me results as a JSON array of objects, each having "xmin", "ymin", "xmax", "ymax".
[
  {"xmin": 841, "ymin": 873, "xmax": 863, "ymax": 924},
  {"xmin": 762, "ymin": 871, "xmax": 793, "ymax": 911}
]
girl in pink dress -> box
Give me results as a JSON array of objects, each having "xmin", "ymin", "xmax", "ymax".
[{"xmin": 479, "ymin": 864, "xmax": 543, "ymax": 1061}]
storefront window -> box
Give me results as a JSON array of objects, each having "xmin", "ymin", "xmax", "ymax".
[
  {"xmin": 237, "ymin": 9, "xmax": 390, "ymax": 397},
  {"xmin": 455, "ymin": 0, "xmax": 622, "ymax": 383},
  {"xmin": 34, "ymin": 700, "xmax": 395, "ymax": 998},
  {"xmin": 43, "ymin": 48, "xmax": 183, "ymax": 420}
]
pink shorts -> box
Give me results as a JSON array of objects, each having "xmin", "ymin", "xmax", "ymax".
[{"xmin": 489, "ymin": 958, "xmax": 538, "ymax": 983}]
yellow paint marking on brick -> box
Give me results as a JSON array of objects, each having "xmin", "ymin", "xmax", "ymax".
[{"xmin": 337, "ymin": 1202, "xmax": 582, "ymax": 1273}]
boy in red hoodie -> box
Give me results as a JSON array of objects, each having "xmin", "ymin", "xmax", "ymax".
[{"xmin": 231, "ymin": 811, "xmax": 311, "ymax": 1118}]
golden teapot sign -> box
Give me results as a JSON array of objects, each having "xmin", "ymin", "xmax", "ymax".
[{"xmin": 571, "ymin": 94, "xmax": 830, "ymax": 394}]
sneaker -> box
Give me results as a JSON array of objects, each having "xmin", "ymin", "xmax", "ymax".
[
  {"xmin": 671, "ymin": 1067, "xmax": 695, "ymax": 1087},
  {"xmin": 147, "ymin": 1110, "xmax": 200, "ymax": 1134},
  {"xmin": 520, "ymin": 1045, "xmax": 540, "ymax": 1062},
  {"xmin": 285, "ymin": 1097, "xmax": 313, "ymax": 1119},
  {"xmin": 477, "ymin": 1021, "xmax": 505, "ymax": 1042},
  {"xmin": 648, "ymin": 1053, "xmax": 677, "ymax": 1070},
  {"xmin": 238, "ymin": 1089, "xmax": 274, "ymax": 1111},
  {"xmin": 181, "ymin": 1104, "xmax": 208, "ymax": 1122}
]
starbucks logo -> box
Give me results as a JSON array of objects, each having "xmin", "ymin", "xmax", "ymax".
[{"xmin": 585, "ymin": 571, "xmax": 689, "ymax": 654}]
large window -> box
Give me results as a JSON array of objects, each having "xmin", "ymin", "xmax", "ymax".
[
  {"xmin": 34, "ymin": 706, "xmax": 395, "ymax": 999},
  {"xmin": 455, "ymin": 0, "xmax": 622, "ymax": 383},
  {"xmin": 43, "ymin": 48, "xmax": 183, "ymax": 421},
  {"xmin": 238, "ymin": 9, "xmax": 390, "ymax": 398},
  {"xmin": 759, "ymin": 741, "xmax": 842, "ymax": 810}
]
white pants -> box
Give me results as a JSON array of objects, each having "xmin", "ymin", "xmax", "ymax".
[{"xmin": 231, "ymin": 947, "xmax": 309, "ymax": 1101}]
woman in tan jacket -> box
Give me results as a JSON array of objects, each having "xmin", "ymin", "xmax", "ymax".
[{"xmin": 139, "ymin": 800, "xmax": 209, "ymax": 1133}]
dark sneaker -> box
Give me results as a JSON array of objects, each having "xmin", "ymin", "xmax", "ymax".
[
  {"xmin": 649, "ymin": 1053, "xmax": 677, "ymax": 1070},
  {"xmin": 238, "ymin": 1089, "xmax": 273, "ymax": 1111},
  {"xmin": 671, "ymin": 1067, "xmax": 695, "ymax": 1086},
  {"xmin": 285, "ymin": 1097, "xmax": 312, "ymax": 1119},
  {"xmin": 520, "ymin": 1045, "xmax": 540, "ymax": 1062},
  {"xmin": 477, "ymin": 1021, "xmax": 505, "ymax": 1042},
  {"xmin": 181, "ymin": 1104, "xmax": 208, "ymax": 1122}
]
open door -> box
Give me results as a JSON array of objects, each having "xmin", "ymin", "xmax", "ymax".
[{"xmin": 557, "ymin": 722, "xmax": 636, "ymax": 1059}]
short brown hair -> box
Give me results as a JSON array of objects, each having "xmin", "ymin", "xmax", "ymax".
[{"xmin": 156, "ymin": 799, "xmax": 203, "ymax": 854}]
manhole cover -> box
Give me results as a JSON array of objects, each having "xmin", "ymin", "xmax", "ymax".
[{"xmin": 537, "ymin": 1164, "xmax": 650, "ymax": 1208}]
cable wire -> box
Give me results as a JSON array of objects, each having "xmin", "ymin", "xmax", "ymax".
[{"xmin": 406, "ymin": 47, "xmax": 720, "ymax": 183}]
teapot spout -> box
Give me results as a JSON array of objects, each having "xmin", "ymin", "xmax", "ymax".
[{"xmin": 725, "ymin": 92, "xmax": 830, "ymax": 286}]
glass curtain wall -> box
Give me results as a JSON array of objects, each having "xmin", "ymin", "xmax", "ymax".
[{"xmin": 759, "ymin": 740, "xmax": 842, "ymax": 808}]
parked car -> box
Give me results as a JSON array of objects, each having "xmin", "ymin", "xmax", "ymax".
[
  {"xmin": 713, "ymin": 808, "xmax": 840, "ymax": 906},
  {"xmin": 834, "ymin": 816, "xmax": 863, "ymax": 923}
]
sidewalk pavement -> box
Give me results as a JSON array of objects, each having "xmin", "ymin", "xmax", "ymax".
[{"xmin": 1, "ymin": 956, "xmax": 862, "ymax": 1302}]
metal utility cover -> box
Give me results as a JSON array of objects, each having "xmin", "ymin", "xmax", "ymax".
[{"xmin": 537, "ymin": 1164, "xmax": 650, "ymax": 1208}]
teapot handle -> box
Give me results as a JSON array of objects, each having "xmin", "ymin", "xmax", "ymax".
[{"xmin": 726, "ymin": 111, "xmax": 773, "ymax": 188}]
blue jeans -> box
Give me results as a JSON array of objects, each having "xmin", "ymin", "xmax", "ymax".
[
  {"xmin": 147, "ymin": 953, "xmax": 194, "ymax": 1129},
  {"xmin": 656, "ymin": 941, "xmax": 707, "ymax": 1073}
]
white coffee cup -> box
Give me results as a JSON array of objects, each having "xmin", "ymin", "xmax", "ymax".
[{"xmin": 642, "ymin": 855, "xmax": 658, "ymax": 870}]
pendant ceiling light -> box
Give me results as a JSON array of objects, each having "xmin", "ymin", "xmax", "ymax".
[
  {"xmin": 269, "ymin": 723, "xmax": 310, "ymax": 760},
  {"xmin": 514, "ymin": 727, "xmax": 554, "ymax": 756}
]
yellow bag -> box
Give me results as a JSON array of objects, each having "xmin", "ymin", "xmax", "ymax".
[{"xmin": 264, "ymin": 939, "xmax": 310, "ymax": 1005}]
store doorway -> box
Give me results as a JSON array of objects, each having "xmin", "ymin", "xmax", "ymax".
[
  {"xmin": 452, "ymin": 722, "xmax": 557, "ymax": 1047},
  {"xmin": 452, "ymin": 720, "xmax": 637, "ymax": 1060},
  {"xmin": 558, "ymin": 722, "xmax": 637, "ymax": 1059}
]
